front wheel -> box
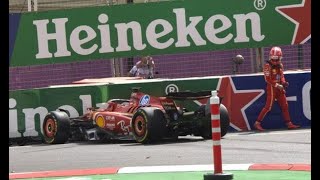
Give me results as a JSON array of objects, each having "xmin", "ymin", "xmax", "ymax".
[{"xmin": 42, "ymin": 111, "xmax": 70, "ymax": 144}]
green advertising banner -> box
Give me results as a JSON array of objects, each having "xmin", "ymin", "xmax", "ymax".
[
  {"xmin": 9, "ymin": 78, "xmax": 220, "ymax": 138},
  {"xmin": 9, "ymin": 90, "xmax": 41, "ymax": 138},
  {"xmin": 9, "ymin": 85, "xmax": 109, "ymax": 138},
  {"xmin": 10, "ymin": 0, "xmax": 310, "ymax": 67}
]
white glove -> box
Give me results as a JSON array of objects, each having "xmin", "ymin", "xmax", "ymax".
[{"xmin": 276, "ymin": 84, "xmax": 284, "ymax": 90}]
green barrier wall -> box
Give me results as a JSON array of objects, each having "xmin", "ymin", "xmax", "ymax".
[
  {"xmin": 9, "ymin": 78, "xmax": 220, "ymax": 138},
  {"xmin": 9, "ymin": 71, "xmax": 311, "ymax": 139}
]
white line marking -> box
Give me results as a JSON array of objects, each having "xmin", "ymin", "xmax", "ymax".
[
  {"xmin": 225, "ymin": 129, "xmax": 310, "ymax": 137},
  {"xmin": 117, "ymin": 164, "xmax": 253, "ymax": 174}
]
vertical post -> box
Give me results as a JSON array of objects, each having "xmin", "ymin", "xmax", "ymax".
[
  {"xmin": 203, "ymin": 91, "xmax": 233, "ymax": 180},
  {"xmin": 34, "ymin": 0, "xmax": 38, "ymax": 11},
  {"xmin": 210, "ymin": 91, "xmax": 222, "ymax": 174},
  {"xmin": 27, "ymin": 0, "xmax": 32, "ymax": 11},
  {"xmin": 255, "ymin": 47, "xmax": 264, "ymax": 72},
  {"xmin": 250, "ymin": 48, "xmax": 255, "ymax": 73},
  {"xmin": 260, "ymin": 47, "xmax": 265, "ymax": 65},
  {"xmin": 28, "ymin": 0, "xmax": 38, "ymax": 12},
  {"xmin": 298, "ymin": 45, "xmax": 304, "ymax": 69},
  {"xmin": 111, "ymin": 59, "xmax": 117, "ymax": 77},
  {"xmin": 231, "ymin": 58, "xmax": 236, "ymax": 75},
  {"xmin": 126, "ymin": 0, "xmax": 134, "ymax": 75}
]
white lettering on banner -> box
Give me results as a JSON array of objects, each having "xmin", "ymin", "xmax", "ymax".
[
  {"xmin": 9, "ymin": 98, "xmax": 20, "ymax": 138},
  {"xmin": 22, "ymin": 107, "xmax": 48, "ymax": 137},
  {"xmin": 9, "ymin": 95, "xmax": 97, "ymax": 138},
  {"xmin": 173, "ymin": 8, "xmax": 206, "ymax": 47},
  {"xmin": 165, "ymin": 84, "xmax": 179, "ymax": 94},
  {"xmin": 233, "ymin": 13, "xmax": 265, "ymax": 42},
  {"xmin": 70, "ymin": 26, "xmax": 98, "ymax": 55},
  {"xmin": 98, "ymin": 14, "xmax": 115, "ymax": 53},
  {"xmin": 204, "ymin": 15, "xmax": 232, "ymax": 45},
  {"xmin": 33, "ymin": 9, "xmax": 266, "ymax": 59},
  {"xmin": 33, "ymin": 18, "xmax": 71, "ymax": 59},
  {"xmin": 146, "ymin": 19, "xmax": 174, "ymax": 49},
  {"xmin": 302, "ymin": 81, "xmax": 311, "ymax": 120},
  {"xmin": 254, "ymin": 0, "xmax": 267, "ymax": 11},
  {"xmin": 114, "ymin": 22, "xmax": 147, "ymax": 52}
]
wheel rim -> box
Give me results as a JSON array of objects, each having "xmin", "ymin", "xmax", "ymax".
[
  {"xmin": 44, "ymin": 118, "xmax": 56, "ymax": 138},
  {"xmin": 134, "ymin": 116, "xmax": 146, "ymax": 137}
]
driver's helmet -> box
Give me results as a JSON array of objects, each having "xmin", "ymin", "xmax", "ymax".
[
  {"xmin": 269, "ymin": 46, "xmax": 283, "ymax": 65},
  {"xmin": 104, "ymin": 101, "xmax": 116, "ymax": 111}
]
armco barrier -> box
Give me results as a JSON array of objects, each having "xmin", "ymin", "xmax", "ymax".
[{"xmin": 9, "ymin": 71, "xmax": 310, "ymax": 139}]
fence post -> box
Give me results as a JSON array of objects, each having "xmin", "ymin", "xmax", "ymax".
[
  {"xmin": 28, "ymin": 0, "xmax": 38, "ymax": 12},
  {"xmin": 298, "ymin": 45, "xmax": 304, "ymax": 69},
  {"xmin": 203, "ymin": 91, "xmax": 233, "ymax": 180}
]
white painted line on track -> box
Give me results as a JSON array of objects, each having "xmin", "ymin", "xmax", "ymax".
[
  {"xmin": 60, "ymin": 178, "xmax": 92, "ymax": 180},
  {"xmin": 117, "ymin": 164, "xmax": 253, "ymax": 174},
  {"xmin": 9, "ymin": 145, "xmax": 33, "ymax": 149},
  {"xmin": 60, "ymin": 178, "xmax": 112, "ymax": 180},
  {"xmin": 225, "ymin": 129, "xmax": 310, "ymax": 137}
]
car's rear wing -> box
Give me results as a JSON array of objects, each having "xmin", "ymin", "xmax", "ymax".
[{"xmin": 166, "ymin": 90, "xmax": 212, "ymax": 100}]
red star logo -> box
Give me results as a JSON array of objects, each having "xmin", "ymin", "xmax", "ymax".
[
  {"xmin": 276, "ymin": 0, "xmax": 311, "ymax": 44},
  {"xmin": 216, "ymin": 77, "xmax": 264, "ymax": 131}
]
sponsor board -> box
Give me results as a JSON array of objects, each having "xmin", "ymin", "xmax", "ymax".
[
  {"xmin": 9, "ymin": 72, "xmax": 310, "ymax": 138},
  {"xmin": 10, "ymin": 0, "xmax": 310, "ymax": 66},
  {"xmin": 216, "ymin": 71, "xmax": 311, "ymax": 130}
]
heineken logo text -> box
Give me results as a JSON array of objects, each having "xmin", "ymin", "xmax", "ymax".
[{"xmin": 33, "ymin": 8, "xmax": 265, "ymax": 59}]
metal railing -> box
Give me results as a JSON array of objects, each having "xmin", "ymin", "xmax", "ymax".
[{"xmin": 9, "ymin": 0, "xmax": 165, "ymax": 13}]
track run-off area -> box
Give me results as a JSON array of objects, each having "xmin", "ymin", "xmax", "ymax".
[{"xmin": 10, "ymin": 128, "xmax": 310, "ymax": 174}]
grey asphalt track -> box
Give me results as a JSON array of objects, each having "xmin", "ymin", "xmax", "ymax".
[{"xmin": 9, "ymin": 128, "xmax": 310, "ymax": 173}]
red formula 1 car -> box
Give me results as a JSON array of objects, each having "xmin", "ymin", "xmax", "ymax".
[{"xmin": 42, "ymin": 88, "xmax": 230, "ymax": 144}]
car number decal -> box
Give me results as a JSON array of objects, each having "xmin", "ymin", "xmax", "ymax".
[{"xmin": 139, "ymin": 95, "xmax": 150, "ymax": 106}]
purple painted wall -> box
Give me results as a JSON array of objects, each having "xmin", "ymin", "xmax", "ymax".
[{"xmin": 9, "ymin": 44, "xmax": 311, "ymax": 90}]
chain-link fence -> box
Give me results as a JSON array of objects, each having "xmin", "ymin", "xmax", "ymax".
[
  {"xmin": 9, "ymin": 0, "xmax": 311, "ymax": 90},
  {"xmin": 9, "ymin": 0, "xmax": 164, "ymax": 13}
]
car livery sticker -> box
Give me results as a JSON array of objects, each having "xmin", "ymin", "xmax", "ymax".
[
  {"xmin": 139, "ymin": 95, "xmax": 150, "ymax": 106},
  {"xmin": 117, "ymin": 120, "xmax": 130, "ymax": 134},
  {"xmin": 95, "ymin": 114, "xmax": 105, "ymax": 128}
]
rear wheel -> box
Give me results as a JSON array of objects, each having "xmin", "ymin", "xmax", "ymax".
[
  {"xmin": 219, "ymin": 104, "xmax": 230, "ymax": 137},
  {"xmin": 16, "ymin": 138, "xmax": 27, "ymax": 146},
  {"xmin": 42, "ymin": 111, "xmax": 70, "ymax": 144},
  {"xmin": 131, "ymin": 107, "xmax": 167, "ymax": 144}
]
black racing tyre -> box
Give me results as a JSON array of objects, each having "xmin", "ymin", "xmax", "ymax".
[
  {"xmin": 131, "ymin": 107, "xmax": 167, "ymax": 144},
  {"xmin": 201, "ymin": 103, "xmax": 230, "ymax": 139},
  {"xmin": 17, "ymin": 138, "xmax": 27, "ymax": 146},
  {"xmin": 219, "ymin": 104, "xmax": 230, "ymax": 137},
  {"xmin": 42, "ymin": 111, "xmax": 70, "ymax": 144}
]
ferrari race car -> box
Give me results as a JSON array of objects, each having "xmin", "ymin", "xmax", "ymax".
[{"xmin": 42, "ymin": 88, "xmax": 230, "ymax": 144}]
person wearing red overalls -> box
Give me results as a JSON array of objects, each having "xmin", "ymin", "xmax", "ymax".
[{"xmin": 254, "ymin": 46, "xmax": 300, "ymax": 131}]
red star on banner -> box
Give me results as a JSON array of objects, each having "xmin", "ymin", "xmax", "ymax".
[
  {"xmin": 216, "ymin": 77, "xmax": 264, "ymax": 131},
  {"xmin": 276, "ymin": 0, "xmax": 311, "ymax": 44}
]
